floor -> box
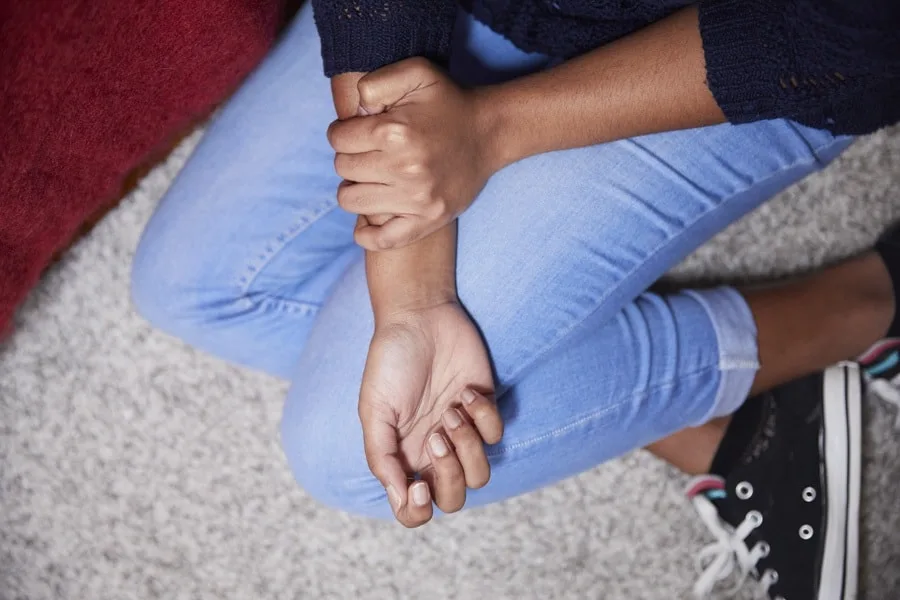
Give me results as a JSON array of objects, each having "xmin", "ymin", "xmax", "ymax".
[{"xmin": 1, "ymin": 126, "xmax": 899, "ymax": 600}]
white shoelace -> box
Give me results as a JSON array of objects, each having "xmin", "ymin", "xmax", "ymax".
[
  {"xmin": 865, "ymin": 374, "xmax": 900, "ymax": 429},
  {"xmin": 691, "ymin": 495, "xmax": 775, "ymax": 598}
]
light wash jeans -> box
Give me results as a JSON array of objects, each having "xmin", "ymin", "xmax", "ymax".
[{"xmin": 131, "ymin": 4, "xmax": 853, "ymax": 518}]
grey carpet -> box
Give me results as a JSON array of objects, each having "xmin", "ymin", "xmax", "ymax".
[{"xmin": 2, "ymin": 126, "xmax": 899, "ymax": 600}]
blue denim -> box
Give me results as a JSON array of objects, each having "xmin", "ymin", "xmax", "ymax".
[{"xmin": 131, "ymin": 4, "xmax": 853, "ymax": 518}]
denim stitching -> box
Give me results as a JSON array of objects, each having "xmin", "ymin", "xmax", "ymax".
[
  {"xmin": 244, "ymin": 294, "xmax": 320, "ymax": 317},
  {"xmin": 236, "ymin": 198, "xmax": 340, "ymax": 296}
]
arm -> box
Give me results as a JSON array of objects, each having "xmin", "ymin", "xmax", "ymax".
[
  {"xmin": 331, "ymin": 74, "xmax": 457, "ymax": 318},
  {"xmin": 479, "ymin": 0, "xmax": 900, "ymax": 171},
  {"xmin": 332, "ymin": 75, "xmax": 503, "ymax": 529},
  {"xmin": 325, "ymin": 8, "xmax": 727, "ymax": 248},
  {"xmin": 476, "ymin": 5, "xmax": 725, "ymax": 173}
]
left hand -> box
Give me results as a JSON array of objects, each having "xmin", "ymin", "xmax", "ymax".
[
  {"xmin": 359, "ymin": 301, "xmax": 503, "ymax": 527},
  {"xmin": 327, "ymin": 58, "xmax": 494, "ymax": 251}
]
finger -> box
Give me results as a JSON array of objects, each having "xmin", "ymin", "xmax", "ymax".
[
  {"xmin": 357, "ymin": 57, "xmax": 436, "ymax": 114},
  {"xmin": 424, "ymin": 432, "xmax": 466, "ymax": 513},
  {"xmin": 338, "ymin": 181, "xmax": 416, "ymax": 216},
  {"xmin": 442, "ymin": 408, "xmax": 491, "ymax": 489},
  {"xmin": 396, "ymin": 480, "xmax": 433, "ymax": 528},
  {"xmin": 460, "ymin": 389, "xmax": 504, "ymax": 445},
  {"xmin": 358, "ymin": 404, "xmax": 411, "ymax": 518},
  {"xmin": 354, "ymin": 216, "xmax": 427, "ymax": 251},
  {"xmin": 326, "ymin": 117, "xmax": 383, "ymax": 154},
  {"xmin": 334, "ymin": 152, "xmax": 394, "ymax": 185}
]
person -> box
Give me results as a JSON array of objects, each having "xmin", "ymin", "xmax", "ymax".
[{"xmin": 129, "ymin": 1, "xmax": 900, "ymax": 597}]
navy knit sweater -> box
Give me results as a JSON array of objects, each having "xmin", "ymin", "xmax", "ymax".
[{"xmin": 312, "ymin": 0, "xmax": 900, "ymax": 135}]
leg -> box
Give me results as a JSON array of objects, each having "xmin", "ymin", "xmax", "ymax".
[
  {"xmin": 131, "ymin": 3, "xmax": 355, "ymax": 379},
  {"xmin": 647, "ymin": 251, "xmax": 894, "ymax": 474},
  {"xmin": 133, "ymin": 9, "xmax": 856, "ymax": 517},
  {"xmin": 281, "ymin": 21, "xmax": 858, "ymax": 520}
]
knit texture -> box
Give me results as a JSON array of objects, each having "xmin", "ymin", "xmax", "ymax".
[
  {"xmin": 313, "ymin": 0, "xmax": 457, "ymax": 76},
  {"xmin": 311, "ymin": 0, "xmax": 900, "ymax": 134},
  {"xmin": 0, "ymin": 0, "xmax": 281, "ymax": 335}
]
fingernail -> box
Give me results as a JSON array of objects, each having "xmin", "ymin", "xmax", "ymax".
[
  {"xmin": 429, "ymin": 433, "xmax": 449, "ymax": 458},
  {"xmin": 443, "ymin": 408, "xmax": 463, "ymax": 430},
  {"xmin": 412, "ymin": 482, "xmax": 429, "ymax": 507},
  {"xmin": 386, "ymin": 484, "xmax": 402, "ymax": 511},
  {"xmin": 461, "ymin": 389, "xmax": 477, "ymax": 405}
]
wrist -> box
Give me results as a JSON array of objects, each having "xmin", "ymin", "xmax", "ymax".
[
  {"xmin": 472, "ymin": 85, "xmax": 525, "ymax": 173},
  {"xmin": 367, "ymin": 222, "xmax": 459, "ymax": 326},
  {"xmin": 371, "ymin": 278, "xmax": 457, "ymax": 325}
]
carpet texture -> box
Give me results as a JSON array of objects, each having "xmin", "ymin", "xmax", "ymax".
[{"xmin": 1, "ymin": 126, "xmax": 899, "ymax": 600}]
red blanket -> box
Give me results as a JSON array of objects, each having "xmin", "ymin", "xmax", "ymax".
[{"xmin": 0, "ymin": 1, "xmax": 283, "ymax": 335}]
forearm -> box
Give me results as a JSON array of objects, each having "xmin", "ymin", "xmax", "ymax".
[
  {"xmin": 332, "ymin": 74, "xmax": 458, "ymax": 321},
  {"xmin": 476, "ymin": 5, "xmax": 724, "ymax": 170},
  {"xmin": 366, "ymin": 222, "xmax": 457, "ymax": 321}
]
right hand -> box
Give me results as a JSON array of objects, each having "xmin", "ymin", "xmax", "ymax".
[{"xmin": 328, "ymin": 58, "xmax": 496, "ymax": 251}]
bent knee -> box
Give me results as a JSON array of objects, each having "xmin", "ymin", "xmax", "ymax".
[
  {"xmin": 131, "ymin": 237, "xmax": 206, "ymax": 336},
  {"xmin": 279, "ymin": 386, "xmax": 390, "ymax": 520},
  {"xmin": 130, "ymin": 210, "xmax": 246, "ymax": 339}
]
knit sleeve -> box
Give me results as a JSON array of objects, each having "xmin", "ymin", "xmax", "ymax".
[
  {"xmin": 311, "ymin": 0, "xmax": 458, "ymax": 77},
  {"xmin": 699, "ymin": 0, "xmax": 900, "ymax": 134}
]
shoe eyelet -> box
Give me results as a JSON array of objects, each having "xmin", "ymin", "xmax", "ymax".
[
  {"xmin": 802, "ymin": 486, "xmax": 817, "ymax": 502},
  {"xmin": 757, "ymin": 541, "xmax": 771, "ymax": 557},
  {"xmin": 736, "ymin": 481, "xmax": 754, "ymax": 500},
  {"xmin": 747, "ymin": 510, "xmax": 763, "ymax": 527},
  {"xmin": 799, "ymin": 524, "xmax": 814, "ymax": 540}
]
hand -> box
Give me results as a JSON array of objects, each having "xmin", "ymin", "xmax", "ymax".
[
  {"xmin": 327, "ymin": 58, "xmax": 496, "ymax": 251},
  {"xmin": 359, "ymin": 302, "xmax": 504, "ymax": 527}
]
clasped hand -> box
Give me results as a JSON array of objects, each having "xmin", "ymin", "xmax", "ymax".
[{"xmin": 327, "ymin": 57, "xmax": 494, "ymax": 250}]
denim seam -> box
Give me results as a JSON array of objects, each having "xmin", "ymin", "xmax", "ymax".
[
  {"xmin": 243, "ymin": 294, "xmax": 321, "ymax": 317},
  {"xmin": 236, "ymin": 198, "xmax": 340, "ymax": 296},
  {"xmin": 499, "ymin": 142, "xmax": 839, "ymax": 389},
  {"xmin": 487, "ymin": 364, "xmax": 721, "ymax": 457}
]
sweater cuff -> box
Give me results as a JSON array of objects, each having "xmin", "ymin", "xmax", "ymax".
[
  {"xmin": 313, "ymin": 0, "xmax": 457, "ymax": 77},
  {"xmin": 699, "ymin": 0, "xmax": 790, "ymax": 124}
]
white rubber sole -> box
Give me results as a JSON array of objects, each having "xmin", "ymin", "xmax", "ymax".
[{"xmin": 819, "ymin": 362, "xmax": 862, "ymax": 600}]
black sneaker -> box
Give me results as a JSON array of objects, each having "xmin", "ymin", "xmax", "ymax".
[
  {"xmin": 858, "ymin": 338, "xmax": 900, "ymax": 428},
  {"xmin": 685, "ymin": 363, "xmax": 862, "ymax": 599}
]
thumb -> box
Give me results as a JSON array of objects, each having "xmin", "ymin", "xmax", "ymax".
[
  {"xmin": 359, "ymin": 400, "xmax": 410, "ymax": 514},
  {"xmin": 357, "ymin": 58, "xmax": 435, "ymax": 115}
]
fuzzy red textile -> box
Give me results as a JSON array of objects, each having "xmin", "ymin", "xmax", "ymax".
[{"xmin": 0, "ymin": 1, "xmax": 283, "ymax": 335}]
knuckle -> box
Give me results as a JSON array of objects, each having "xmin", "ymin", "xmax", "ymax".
[
  {"xmin": 407, "ymin": 56, "xmax": 432, "ymax": 76},
  {"xmin": 336, "ymin": 186, "xmax": 351, "ymax": 209},
  {"xmin": 378, "ymin": 121, "xmax": 408, "ymax": 144},
  {"xmin": 375, "ymin": 234, "xmax": 395, "ymax": 250},
  {"xmin": 325, "ymin": 123, "xmax": 338, "ymax": 147},
  {"xmin": 357, "ymin": 80, "xmax": 376, "ymax": 105},
  {"xmin": 333, "ymin": 153, "xmax": 346, "ymax": 175},
  {"xmin": 427, "ymin": 199, "xmax": 447, "ymax": 220},
  {"xmin": 400, "ymin": 159, "xmax": 424, "ymax": 177}
]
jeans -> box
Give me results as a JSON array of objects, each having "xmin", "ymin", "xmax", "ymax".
[{"xmin": 131, "ymin": 4, "xmax": 853, "ymax": 519}]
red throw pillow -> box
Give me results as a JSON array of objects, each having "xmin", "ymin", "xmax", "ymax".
[{"xmin": 0, "ymin": 0, "xmax": 284, "ymax": 335}]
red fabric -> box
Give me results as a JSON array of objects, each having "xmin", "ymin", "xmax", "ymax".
[{"xmin": 0, "ymin": 0, "xmax": 283, "ymax": 334}]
